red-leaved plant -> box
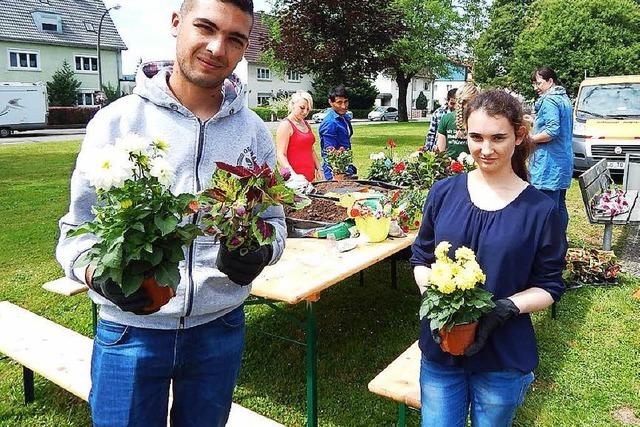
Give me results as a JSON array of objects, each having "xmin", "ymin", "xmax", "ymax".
[{"xmin": 199, "ymin": 162, "xmax": 310, "ymax": 254}]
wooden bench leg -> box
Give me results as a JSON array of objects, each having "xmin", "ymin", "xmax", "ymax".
[
  {"xmin": 398, "ymin": 403, "xmax": 407, "ymax": 427},
  {"xmin": 23, "ymin": 366, "xmax": 35, "ymax": 403},
  {"xmin": 603, "ymin": 223, "xmax": 613, "ymax": 251}
]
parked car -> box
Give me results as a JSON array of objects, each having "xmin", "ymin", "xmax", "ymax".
[
  {"xmin": 312, "ymin": 108, "xmax": 353, "ymax": 123},
  {"xmin": 572, "ymin": 75, "xmax": 640, "ymax": 173},
  {"xmin": 0, "ymin": 82, "xmax": 48, "ymax": 137},
  {"xmin": 368, "ymin": 106, "xmax": 398, "ymax": 121}
]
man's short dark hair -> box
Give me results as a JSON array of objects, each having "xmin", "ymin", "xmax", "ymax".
[
  {"xmin": 180, "ymin": 0, "xmax": 254, "ymax": 17},
  {"xmin": 328, "ymin": 84, "xmax": 349, "ymax": 102},
  {"xmin": 446, "ymin": 88, "xmax": 457, "ymax": 100}
]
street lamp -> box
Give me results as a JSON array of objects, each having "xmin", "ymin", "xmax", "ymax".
[{"xmin": 97, "ymin": 4, "xmax": 121, "ymax": 99}]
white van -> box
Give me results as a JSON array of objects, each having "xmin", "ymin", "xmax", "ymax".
[{"xmin": 0, "ymin": 82, "xmax": 48, "ymax": 137}]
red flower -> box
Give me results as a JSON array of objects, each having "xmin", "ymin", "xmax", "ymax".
[
  {"xmin": 393, "ymin": 162, "xmax": 406, "ymax": 173},
  {"xmin": 350, "ymin": 208, "xmax": 360, "ymax": 217},
  {"xmin": 387, "ymin": 138, "xmax": 397, "ymax": 148},
  {"xmin": 187, "ymin": 200, "xmax": 200, "ymax": 214},
  {"xmin": 449, "ymin": 161, "xmax": 464, "ymax": 174}
]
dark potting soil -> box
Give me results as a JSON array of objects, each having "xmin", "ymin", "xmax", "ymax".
[
  {"xmin": 313, "ymin": 181, "xmax": 392, "ymax": 195},
  {"xmin": 284, "ymin": 198, "xmax": 348, "ymax": 222}
]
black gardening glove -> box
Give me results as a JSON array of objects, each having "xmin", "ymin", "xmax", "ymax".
[
  {"xmin": 464, "ymin": 299, "xmax": 520, "ymax": 357},
  {"xmin": 90, "ymin": 274, "xmax": 153, "ymax": 315},
  {"xmin": 216, "ymin": 243, "xmax": 273, "ymax": 286}
]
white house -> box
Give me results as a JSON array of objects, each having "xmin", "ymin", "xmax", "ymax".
[
  {"xmin": 234, "ymin": 12, "xmax": 314, "ymax": 108},
  {"xmin": 374, "ymin": 64, "xmax": 469, "ymax": 114}
]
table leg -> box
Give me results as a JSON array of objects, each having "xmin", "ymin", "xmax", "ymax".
[
  {"xmin": 306, "ymin": 301, "xmax": 318, "ymax": 427},
  {"xmin": 391, "ymin": 258, "xmax": 398, "ymax": 289},
  {"xmin": 603, "ymin": 223, "xmax": 613, "ymax": 251},
  {"xmin": 359, "ymin": 271, "xmax": 364, "ymax": 287},
  {"xmin": 23, "ymin": 366, "xmax": 34, "ymax": 403},
  {"xmin": 398, "ymin": 403, "xmax": 407, "ymax": 427}
]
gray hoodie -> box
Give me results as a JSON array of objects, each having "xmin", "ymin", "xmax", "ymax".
[{"xmin": 56, "ymin": 64, "xmax": 285, "ymax": 330}]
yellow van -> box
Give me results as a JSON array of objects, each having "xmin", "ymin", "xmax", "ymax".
[{"xmin": 572, "ymin": 75, "xmax": 640, "ymax": 172}]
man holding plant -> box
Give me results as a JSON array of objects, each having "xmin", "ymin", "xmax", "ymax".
[
  {"xmin": 411, "ymin": 90, "xmax": 567, "ymax": 427},
  {"xmin": 319, "ymin": 84, "xmax": 357, "ymax": 179},
  {"xmin": 56, "ymin": 0, "xmax": 285, "ymax": 425}
]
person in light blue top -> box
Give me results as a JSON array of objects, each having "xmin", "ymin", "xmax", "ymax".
[
  {"xmin": 529, "ymin": 67, "xmax": 574, "ymax": 234},
  {"xmin": 319, "ymin": 84, "xmax": 357, "ymax": 179}
]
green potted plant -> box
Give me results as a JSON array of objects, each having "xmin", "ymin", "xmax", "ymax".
[
  {"xmin": 68, "ymin": 134, "xmax": 202, "ymax": 313},
  {"xmin": 325, "ymin": 147, "xmax": 353, "ymax": 180},
  {"xmin": 420, "ymin": 241, "xmax": 495, "ymax": 355}
]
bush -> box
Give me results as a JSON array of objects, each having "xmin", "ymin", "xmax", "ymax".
[
  {"xmin": 48, "ymin": 107, "xmax": 99, "ymax": 126},
  {"xmin": 350, "ymin": 109, "xmax": 371, "ymax": 119},
  {"xmin": 250, "ymin": 107, "xmax": 288, "ymax": 121},
  {"xmin": 47, "ymin": 60, "xmax": 81, "ymax": 107}
]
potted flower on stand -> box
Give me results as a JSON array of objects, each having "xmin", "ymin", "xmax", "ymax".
[
  {"xmin": 420, "ymin": 241, "xmax": 495, "ymax": 355},
  {"xmin": 325, "ymin": 147, "xmax": 353, "ymax": 180},
  {"xmin": 68, "ymin": 134, "xmax": 202, "ymax": 313},
  {"xmin": 199, "ymin": 162, "xmax": 310, "ymax": 255}
]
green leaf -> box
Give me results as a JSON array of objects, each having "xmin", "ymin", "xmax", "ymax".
[
  {"xmin": 120, "ymin": 271, "xmax": 144, "ymax": 297},
  {"xmin": 154, "ymin": 214, "xmax": 179, "ymax": 236},
  {"xmin": 154, "ymin": 263, "xmax": 181, "ymax": 288}
]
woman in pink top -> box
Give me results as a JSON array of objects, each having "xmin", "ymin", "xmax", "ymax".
[{"xmin": 276, "ymin": 91, "xmax": 323, "ymax": 182}]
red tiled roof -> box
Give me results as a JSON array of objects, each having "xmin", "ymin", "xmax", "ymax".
[{"xmin": 244, "ymin": 12, "xmax": 269, "ymax": 63}]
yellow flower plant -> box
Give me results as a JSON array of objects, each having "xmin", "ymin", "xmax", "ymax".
[{"xmin": 419, "ymin": 241, "xmax": 495, "ymax": 331}]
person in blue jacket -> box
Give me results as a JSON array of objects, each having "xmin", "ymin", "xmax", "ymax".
[
  {"xmin": 319, "ymin": 84, "xmax": 357, "ymax": 179},
  {"xmin": 529, "ymin": 67, "xmax": 574, "ymax": 234},
  {"xmin": 411, "ymin": 90, "xmax": 567, "ymax": 427}
]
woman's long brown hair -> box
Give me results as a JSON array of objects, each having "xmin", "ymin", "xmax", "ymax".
[{"xmin": 463, "ymin": 90, "xmax": 533, "ymax": 182}]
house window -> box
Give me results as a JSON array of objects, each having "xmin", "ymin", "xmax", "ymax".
[
  {"xmin": 74, "ymin": 56, "xmax": 98, "ymax": 73},
  {"xmin": 423, "ymin": 80, "xmax": 430, "ymax": 91},
  {"xmin": 84, "ymin": 21, "xmax": 95, "ymax": 32},
  {"xmin": 76, "ymin": 91, "xmax": 96, "ymax": 106},
  {"xmin": 8, "ymin": 49, "xmax": 40, "ymax": 70},
  {"xmin": 32, "ymin": 12, "xmax": 62, "ymax": 33},
  {"xmin": 257, "ymin": 67, "xmax": 271, "ymax": 80},
  {"xmin": 287, "ymin": 70, "xmax": 301, "ymax": 82},
  {"xmin": 446, "ymin": 84, "xmax": 453, "ymax": 92},
  {"xmin": 257, "ymin": 93, "xmax": 271, "ymax": 106}
]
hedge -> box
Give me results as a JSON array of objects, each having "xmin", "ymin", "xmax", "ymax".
[
  {"xmin": 48, "ymin": 106, "xmax": 99, "ymax": 126},
  {"xmin": 250, "ymin": 107, "xmax": 373, "ymax": 121}
]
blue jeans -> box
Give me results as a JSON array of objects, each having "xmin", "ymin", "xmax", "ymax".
[
  {"xmin": 89, "ymin": 307, "xmax": 245, "ymax": 427},
  {"xmin": 420, "ymin": 357, "xmax": 534, "ymax": 427},
  {"xmin": 540, "ymin": 189, "xmax": 569, "ymax": 235}
]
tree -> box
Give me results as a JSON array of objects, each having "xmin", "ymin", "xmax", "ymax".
[
  {"xmin": 510, "ymin": 0, "xmax": 640, "ymax": 97},
  {"xmin": 473, "ymin": 0, "xmax": 533, "ymax": 89},
  {"xmin": 47, "ymin": 60, "xmax": 81, "ymax": 106},
  {"xmin": 264, "ymin": 0, "xmax": 403, "ymax": 85},
  {"xmin": 310, "ymin": 76, "xmax": 378, "ymax": 110},
  {"xmin": 415, "ymin": 91, "xmax": 429, "ymax": 110},
  {"xmin": 102, "ymin": 82, "xmax": 124, "ymax": 104},
  {"xmin": 380, "ymin": 0, "xmax": 463, "ymax": 121}
]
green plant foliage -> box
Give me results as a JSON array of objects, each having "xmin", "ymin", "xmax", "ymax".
[
  {"xmin": 102, "ymin": 82, "xmax": 124, "ymax": 104},
  {"xmin": 46, "ymin": 60, "xmax": 81, "ymax": 106},
  {"xmin": 510, "ymin": 0, "xmax": 640, "ymax": 97},
  {"xmin": 415, "ymin": 91, "xmax": 429, "ymax": 110}
]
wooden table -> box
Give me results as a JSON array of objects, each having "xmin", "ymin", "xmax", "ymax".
[
  {"xmin": 249, "ymin": 233, "xmax": 416, "ymax": 427},
  {"xmin": 44, "ymin": 233, "xmax": 417, "ymax": 427}
]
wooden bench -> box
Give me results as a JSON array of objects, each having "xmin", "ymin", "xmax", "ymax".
[
  {"xmin": 578, "ymin": 158, "xmax": 640, "ymax": 250},
  {"xmin": 0, "ymin": 301, "xmax": 282, "ymax": 427},
  {"xmin": 368, "ymin": 341, "xmax": 421, "ymax": 427}
]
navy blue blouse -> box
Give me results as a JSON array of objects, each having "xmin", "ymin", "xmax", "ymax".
[{"xmin": 410, "ymin": 173, "xmax": 567, "ymax": 373}]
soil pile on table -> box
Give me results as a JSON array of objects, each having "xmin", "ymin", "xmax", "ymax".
[
  {"xmin": 285, "ymin": 198, "xmax": 348, "ymax": 222},
  {"xmin": 313, "ymin": 181, "xmax": 392, "ymax": 195}
]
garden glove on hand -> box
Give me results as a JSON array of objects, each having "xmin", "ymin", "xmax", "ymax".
[
  {"xmin": 464, "ymin": 298, "xmax": 520, "ymax": 356},
  {"xmin": 89, "ymin": 273, "xmax": 153, "ymax": 315},
  {"xmin": 216, "ymin": 243, "xmax": 273, "ymax": 286}
]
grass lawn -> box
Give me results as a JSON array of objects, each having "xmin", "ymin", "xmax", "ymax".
[{"xmin": 0, "ymin": 122, "xmax": 638, "ymax": 426}]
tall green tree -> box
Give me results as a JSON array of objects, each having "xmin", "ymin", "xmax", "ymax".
[
  {"xmin": 510, "ymin": 0, "xmax": 640, "ymax": 97},
  {"xmin": 380, "ymin": 0, "xmax": 485, "ymax": 121},
  {"xmin": 473, "ymin": 0, "xmax": 533, "ymax": 88},
  {"xmin": 46, "ymin": 60, "xmax": 81, "ymax": 106}
]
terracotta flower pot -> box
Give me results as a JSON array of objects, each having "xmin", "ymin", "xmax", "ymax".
[
  {"xmin": 333, "ymin": 173, "xmax": 346, "ymax": 181},
  {"xmin": 140, "ymin": 276, "xmax": 175, "ymax": 313},
  {"xmin": 439, "ymin": 322, "xmax": 478, "ymax": 355}
]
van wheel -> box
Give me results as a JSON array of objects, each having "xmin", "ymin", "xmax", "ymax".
[{"xmin": 0, "ymin": 128, "xmax": 11, "ymax": 138}]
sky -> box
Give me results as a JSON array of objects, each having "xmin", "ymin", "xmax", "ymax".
[{"xmin": 107, "ymin": 0, "xmax": 271, "ymax": 75}]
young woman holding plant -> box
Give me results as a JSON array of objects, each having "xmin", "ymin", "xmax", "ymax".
[
  {"xmin": 275, "ymin": 91, "xmax": 324, "ymax": 182},
  {"xmin": 411, "ymin": 90, "xmax": 567, "ymax": 427}
]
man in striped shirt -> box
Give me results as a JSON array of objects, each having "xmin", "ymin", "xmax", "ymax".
[{"xmin": 424, "ymin": 88, "xmax": 457, "ymax": 151}]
